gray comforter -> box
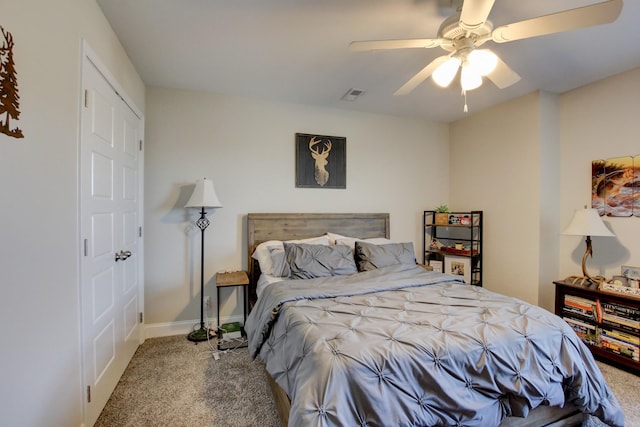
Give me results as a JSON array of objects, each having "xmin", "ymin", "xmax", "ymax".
[{"xmin": 246, "ymin": 264, "xmax": 624, "ymax": 427}]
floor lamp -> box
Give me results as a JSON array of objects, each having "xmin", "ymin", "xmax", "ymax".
[
  {"xmin": 562, "ymin": 206, "xmax": 614, "ymax": 286},
  {"xmin": 185, "ymin": 177, "xmax": 222, "ymax": 342}
]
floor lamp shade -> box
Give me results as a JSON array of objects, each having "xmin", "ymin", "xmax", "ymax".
[
  {"xmin": 185, "ymin": 178, "xmax": 222, "ymax": 209},
  {"xmin": 185, "ymin": 177, "xmax": 222, "ymax": 342}
]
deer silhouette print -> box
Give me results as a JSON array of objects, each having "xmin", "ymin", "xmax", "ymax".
[{"xmin": 309, "ymin": 136, "xmax": 332, "ymax": 186}]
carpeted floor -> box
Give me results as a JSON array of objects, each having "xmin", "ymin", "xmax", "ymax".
[
  {"xmin": 590, "ymin": 361, "xmax": 640, "ymax": 427},
  {"xmin": 96, "ymin": 335, "xmax": 640, "ymax": 427},
  {"xmin": 95, "ymin": 335, "xmax": 279, "ymax": 427}
]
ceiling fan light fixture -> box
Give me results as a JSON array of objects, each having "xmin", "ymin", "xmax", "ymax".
[
  {"xmin": 352, "ymin": 0, "xmax": 622, "ymax": 99},
  {"xmin": 467, "ymin": 49, "xmax": 497, "ymax": 76},
  {"xmin": 432, "ymin": 57, "xmax": 461, "ymax": 88},
  {"xmin": 461, "ymin": 64, "xmax": 482, "ymax": 91}
]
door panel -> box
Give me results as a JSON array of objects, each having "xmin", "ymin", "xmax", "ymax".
[
  {"xmin": 91, "ymin": 213, "xmax": 113, "ymax": 258},
  {"xmin": 91, "ymin": 152, "xmax": 113, "ymax": 198},
  {"xmin": 124, "ymin": 295, "xmax": 139, "ymax": 340},
  {"xmin": 92, "ymin": 268, "xmax": 114, "ymax": 322},
  {"xmin": 123, "ymin": 254, "xmax": 137, "ymax": 294},
  {"xmin": 80, "ymin": 56, "xmax": 143, "ymax": 426},
  {"xmin": 91, "ymin": 91, "xmax": 114, "ymax": 145},
  {"xmin": 93, "ymin": 321, "xmax": 115, "ymax": 382},
  {"xmin": 123, "ymin": 212, "xmax": 137, "ymax": 246},
  {"xmin": 123, "ymin": 166, "xmax": 137, "ymax": 201},
  {"xmin": 123, "ymin": 119, "xmax": 137, "ymax": 159}
]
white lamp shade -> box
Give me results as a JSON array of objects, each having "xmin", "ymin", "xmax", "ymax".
[
  {"xmin": 432, "ymin": 57, "xmax": 461, "ymax": 88},
  {"xmin": 185, "ymin": 178, "xmax": 222, "ymax": 208},
  {"xmin": 562, "ymin": 208, "xmax": 614, "ymax": 237},
  {"xmin": 467, "ymin": 49, "xmax": 497, "ymax": 76},
  {"xmin": 460, "ymin": 64, "xmax": 482, "ymax": 91}
]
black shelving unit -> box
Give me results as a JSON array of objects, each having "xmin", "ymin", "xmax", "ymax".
[{"xmin": 423, "ymin": 210, "xmax": 483, "ymax": 286}]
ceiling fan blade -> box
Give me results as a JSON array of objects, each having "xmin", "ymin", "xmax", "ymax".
[
  {"xmin": 492, "ymin": 0, "xmax": 623, "ymax": 43},
  {"xmin": 459, "ymin": 0, "xmax": 496, "ymax": 31},
  {"xmin": 485, "ymin": 53, "xmax": 521, "ymax": 89},
  {"xmin": 349, "ymin": 39, "xmax": 441, "ymax": 51},
  {"xmin": 394, "ymin": 55, "xmax": 450, "ymax": 96}
]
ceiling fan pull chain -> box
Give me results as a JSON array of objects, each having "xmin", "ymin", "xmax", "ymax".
[{"xmin": 462, "ymin": 89, "xmax": 469, "ymax": 113}]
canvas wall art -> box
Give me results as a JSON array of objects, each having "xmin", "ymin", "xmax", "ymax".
[
  {"xmin": 592, "ymin": 156, "xmax": 640, "ymax": 217},
  {"xmin": 295, "ymin": 133, "xmax": 346, "ymax": 189}
]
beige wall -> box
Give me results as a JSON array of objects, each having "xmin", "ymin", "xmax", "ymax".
[
  {"xmin": 143, "ymin": 87, "xmax": 450, "ymax": 329},
  {"xmin": 450, "ymin": 68, "xmax": 640, "ymax": 309},
  {"xmin": 449, "ymin": 92, "xmax": 549, "ymax": 303},
  {"xmin": 559, "ymin": 68, "xmax": 640, "ymax": 280},
  {"xmin": 537, "ymin": 92, "xmax": 561, "ymax": 311},
  {"xmin": 1, "ymin": 1, "xmax": 144, "ymax": 426}
]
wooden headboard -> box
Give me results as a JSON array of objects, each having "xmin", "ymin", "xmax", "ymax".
[{"xmin": 246, "ymin": 213, "xmax": 390, "ymax": 305}]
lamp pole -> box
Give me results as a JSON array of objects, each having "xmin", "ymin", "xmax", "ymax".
[{"xmin": 187, "ymin": 207, "xmax": 212, "ymax": 342}]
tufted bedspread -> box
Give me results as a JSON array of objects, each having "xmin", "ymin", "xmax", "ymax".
[{"xmin": 246, "ymin": 264, "xmax": 624, "ymax": 427}]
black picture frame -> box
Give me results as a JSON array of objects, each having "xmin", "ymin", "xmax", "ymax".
[{"xmin": 295, "ymin": 133, "xmax": 346, "ymax": 189}]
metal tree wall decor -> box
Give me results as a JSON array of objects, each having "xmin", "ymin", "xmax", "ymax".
[{"xmin": 0, "ymin": 25, "xmax": 23, "ymax": 139}]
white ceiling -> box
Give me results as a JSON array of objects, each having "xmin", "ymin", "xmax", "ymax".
[{"xmin": 97, "ymin": 0, "xmax": 640, "ymax": 122}]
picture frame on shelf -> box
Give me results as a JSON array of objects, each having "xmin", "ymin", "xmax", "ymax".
[
  {"xmin": 444, "ymin": 255, "xmax": 471, "ymax": 284},
  {"xmin": 428, "ymin": 259, "xmax": 443, "ymax": 273},
  {"xmin": 622, "ymin": 265, "xmax": 640, "ymax": 289},
  {"xmin": 610, "ymin": 275, "xmax": 629, "ymax": 287},
  {"xmin": 448, "ymin": 214, "xmax": 461, "ymax": 225},
  {"xmin": 459, "ymin": 215, "xmax": 471, "ymax": 225}
]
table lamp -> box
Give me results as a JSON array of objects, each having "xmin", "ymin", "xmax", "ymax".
[{"xmin": 562, "ymin": 206, "xmax": 614, "ymax": 286}]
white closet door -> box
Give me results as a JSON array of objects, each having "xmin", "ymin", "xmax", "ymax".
[{"xmin": 80, "ymin": 55, "xmax": 143, "ymax": 426}]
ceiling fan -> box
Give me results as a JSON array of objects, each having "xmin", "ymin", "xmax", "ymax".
[{"xmin": 350, "ymin": 0, "xmax": 623, "ymax": 98}]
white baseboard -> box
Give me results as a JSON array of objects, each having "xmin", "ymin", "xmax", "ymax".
[{"xmin": 144, "ymin": 315, "xmax": 245, "ymax": 339}]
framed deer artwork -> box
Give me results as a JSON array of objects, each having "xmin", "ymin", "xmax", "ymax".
[{"xmin": 295, "ymin": 133, "xmax": 346, "ymax": 189}]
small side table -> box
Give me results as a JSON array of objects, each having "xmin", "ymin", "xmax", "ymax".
[{"xmin": 216, "ymin": 270, "xmax": 249, "ymax": 348}]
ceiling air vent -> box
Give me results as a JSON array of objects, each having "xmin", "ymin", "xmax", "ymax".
[{"xmin": 341, "ymin": 88, "xmax": 366, "ymax": 102}]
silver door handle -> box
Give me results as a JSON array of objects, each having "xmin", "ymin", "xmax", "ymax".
[{"xmin": 115, "ymin": 250, "xmax": 132, "ymax": 262}]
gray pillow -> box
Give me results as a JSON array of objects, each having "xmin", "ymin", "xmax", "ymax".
[
  {"xmin": 284, "ymin": 243, "xmax": 357, "ymax": 279},
  {"xmin": 268, "ymin": 246, "xmax": 290, "ymax": 278},
  {"xmin": 354, "ymin": 241, "xmax": 416, "ymax": 272}
]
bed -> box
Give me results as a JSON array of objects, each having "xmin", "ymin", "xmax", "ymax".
[{"xmin": 245, "ymin": 213, "xmax": 623, "ymax": 427}]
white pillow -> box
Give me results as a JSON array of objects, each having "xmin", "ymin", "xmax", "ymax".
[
  {"xmin": 251, "ymin": 235, "xmax": 330, "ymax": 275},
  {"xmin": 326, "ymin": 232, "xmax": 349, "ymax": 245},
  {"xmin": 335, "ymin": 237, "xmax": 392, "ymax": 250}
]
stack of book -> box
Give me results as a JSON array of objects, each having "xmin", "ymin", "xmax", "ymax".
[
  {"xmin": 562, "ymin": 294, "xmax": 640, "ymax": 360},
  {"xmin": 563, "ymin": 294, "xmax": 598, "ymax": 321},
  {"xmin": 563, "ymin": 317, "xmax": 598, "ymax": 345},
  {"xmin": 600, "ymin": 328, "xmax": 639, "ymax": 361},
  {"xmin": 562, "ymin": 294, "xmax": 599, "ymax": 346},
  {"xmin": 601, "ymin": 302, "xmax": 640, "ymax": 333},
  {"xmin": 599, "ymin": 301, "xmax": 639, "ymax": 361}
]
